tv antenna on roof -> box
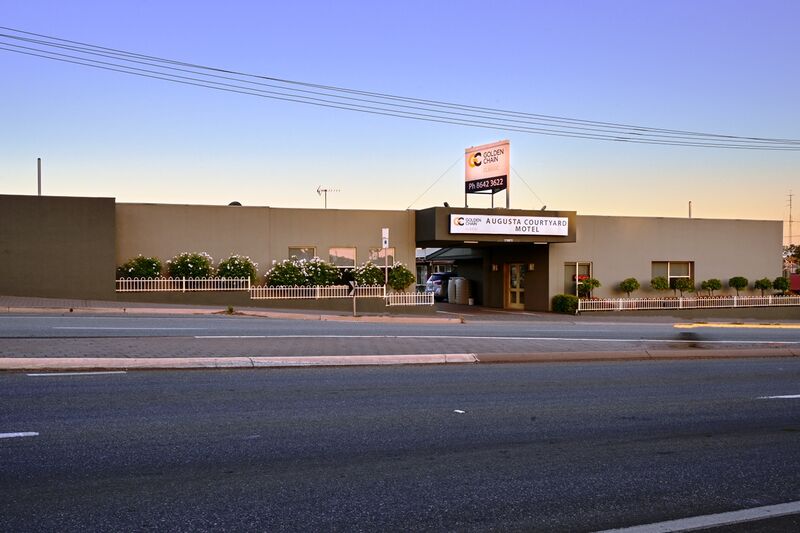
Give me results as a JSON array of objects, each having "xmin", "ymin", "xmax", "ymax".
[{"xmin": 316, "ymin": 186, "xmax": 340, "ymax": 209}]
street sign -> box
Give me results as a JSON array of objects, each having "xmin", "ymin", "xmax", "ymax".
[
  {"xmin": 382, "ymin": 227, "xmax": 389, "ymax": 249},
  {"xmin": 348, "ymin": 280, "xmax": 356, "ymax": 296}
]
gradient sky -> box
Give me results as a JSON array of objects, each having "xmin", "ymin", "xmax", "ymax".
[{"xmin": 1, "ymin": 1, "xmax": 798, "ymax": 240}]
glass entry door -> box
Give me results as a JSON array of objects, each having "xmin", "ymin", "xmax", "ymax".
[{"xmin": 506, "ymin": 263, "xmax": 527, "ymax": 310}]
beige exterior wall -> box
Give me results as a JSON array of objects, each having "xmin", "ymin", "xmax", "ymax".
[
  {"xmin": 548, "ymin": 215, "xmax": 783, "ymax": 300},
  {"xmin": 116, "ymin": 203, "xmax": 416, "ymax": 277}
]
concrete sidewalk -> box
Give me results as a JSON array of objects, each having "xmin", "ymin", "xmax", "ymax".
[{"xmin": 0, "ymin": 294, "xmax": 463, "ymax": 324}]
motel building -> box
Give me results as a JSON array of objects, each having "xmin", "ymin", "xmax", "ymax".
[{"xmin": 0, "ymin": 144, "xmax": 782, "ymax": 311}]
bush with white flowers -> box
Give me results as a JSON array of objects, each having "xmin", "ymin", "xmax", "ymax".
[
  {"xmin": 217, "ymin": 254, "xmax": 259, "ymax": 282},
  {"xmin": 167, "ymin": 252, "xmax": 214, "ymax": 278},
  {"xmin": 265, "ymin": 256, "xmax": 342, "ymax": 287},
  {"xmin": 387, "ymin": 262, "xmax": 416, "ymax": 292},
  {"xmin": 116, "ymin": 255, "xmax": 162, "ymax": 279},
  {"xmin": 353, "ymin": 261, "xmax": 384, "ymax": 286}
]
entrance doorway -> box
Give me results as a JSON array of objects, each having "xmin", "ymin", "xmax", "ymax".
[{"xmin": 505, "ymin": 263, "xmax": 527, "ymax": 309}]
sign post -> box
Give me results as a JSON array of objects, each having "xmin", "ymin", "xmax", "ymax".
[
  {"xmin": 349, "ymin": 281, "xmax": 357, "ymax": 317},
  {"xmin": 464, "ymin": 140, "xmax": 510, "ymax": 208},
  {"xmin": 382, "ymin": 227, "xmax": 389, "ymax": 286}
]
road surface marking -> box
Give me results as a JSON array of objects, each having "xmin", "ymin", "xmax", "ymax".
[
  {"xmin": 676, "ymin": 323, "xmax": 800, "ymax": 329},
  {"xmin": 0, "ymin": 432, "xmax": 39, "ymax": 439},
  {"xmin": 759, "ymin": 394, "xmax": 800, "ymax": 399},
  {"xmin": 598, "ymin": 499, "xmax": 800, "ymax": 532},
  {"xmin": 195, "ymin": 334, "xmax": 796, "ymax": 345},
  {"xmin": 27, "ymin": 371, "xmax": 128, "ymax": 377},
  {"xmin": 54, "ymin": 327, "xmax": 205, "ymax": 330}
]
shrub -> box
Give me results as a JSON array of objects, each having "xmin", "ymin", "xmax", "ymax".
[
  {"xmin": 388, "ymin": 262, "xmax": 416, "ymax": 291},
  {"xmin": 673, "ymin": 278, "xmax": 695, "ymax": 297},
  {"xmin": 217, "ymin": 254, "xmax": 259, "ymax": 282},
  {"xmin": 265, "ymin": 256, "xmax": 341, "ymax": 286},
  {"xmin": 754, "ymin": 277, "xmax": 772, "ymax": 296},
  {"xmin": 773, "ymin": 276, "xmax": 790, "ymax": 294},
  {"xmin": 578, "ymin": 277, "xmax": 600, "ymax": 298},
  {"xmin": 167, "ymin": 252, "xmax": 213, "ymax": 278},
  {"xmin": 265, "ymin": 258, "xmax": 308, "ymax": 287},
  {"xmin": 116, "ymin": 255, "xmax": 162, "ymax": 279},
  {"xmin": 650, "ymin": 276, "xmax": 670, "ymax": 292},
  {"xmin": 700, "ymin": 278, "xmax": 722, "ymax": 296},
  {"xmin": 302, "ymin": 257, "xmax": 341, "ymax": 286},
  {"xmin": 552, "ymin": 294, "xmax": 579, "ymax": 314},
  {"xmin": 728, "ymin": 276, "xmax": 749, "ymax": 296},
  {"xmin": 353, "ymin": 261, "xmax": 384, "ymax": 285},
  {"xmin": 618, "ymin": 277, "xmax": 640, "ymax": 297}
]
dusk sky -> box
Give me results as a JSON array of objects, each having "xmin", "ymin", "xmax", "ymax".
[{"xmin": 2, "ymin": 1, "xmax": 798, "ymax": 239}]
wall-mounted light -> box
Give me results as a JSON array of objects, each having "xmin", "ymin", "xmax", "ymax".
[{"xmin": 491, "ymin": 264, "xmax": 498, "ymax": 271}]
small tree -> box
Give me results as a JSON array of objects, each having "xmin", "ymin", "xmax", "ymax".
[
  {"xmin": 728, "ymin": 276, "xmax": 749, "ymax": 296},
  {"xmin": 673, "ymin": 278, "xmax": 695, "ymax": 297},
  {"xmin": 618, "ymin": 278, "xmax": 640, "ymax": 298},
  {"xmin": 578, "ymin": 277, "xmax": 601, "ymax": 298},
  {"xmin": 353, "ymin": 261, "xmax": 384, "ymax": 285},
  {"xmin": 754, "ymin": 277, "xmax": 772, "ymax": 296},
  {"xmin": 388, "ymin": 262, "xmax": 416, "ymax": 292},
  {"xmin": 650, "ymin": 276, "xmax": 670, "ymax": 295},
  {"xmin": 167, "ymin": 252, "xmax": 213, "ymax": 278},
  {"xmin": 217, "ymin": 254, "xmax": 259, "ymax": 282},
  {"xmin": 773, "ymin": 276, "xmax": 790, "ymax": 295},
  {"xmin": 116, "ymin": 255, "xmax": 162, "ymax": 279},
  {"xmin": 700, "ymin": 278, "xmax": 722, "ymax": 297}
]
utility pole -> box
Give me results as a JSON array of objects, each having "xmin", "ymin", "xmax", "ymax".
[
  {"xmin": 37, "ymin": 157, "xmax": 41, "ymax": 196},
  {"xmin": 316, "ymin": 186, "xmax": 340, "ymax": 209},
  {"xmin": 789, "ymin": 191, "xmax": 794, "ymax": 246}
]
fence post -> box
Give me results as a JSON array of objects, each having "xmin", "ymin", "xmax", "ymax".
[
  {"xmin": 769, "ymin": 295, "xmax": 772, "ymax": 306},
  {"xmin": 618, "ymin": 299, "xmax": 623, "ymax": 311},
  {"xmin": 733, "ymin": 295, "xmax": 737, "ymax": 308},
  {"xmin": 182, "ymin": 277, "xmax": 186, "ymax": 293},
  {"xmin": 679, "ymin": 297, "xmax": 683, "ymax": 309}
]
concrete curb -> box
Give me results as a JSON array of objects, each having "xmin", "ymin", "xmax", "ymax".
[
  {"xmin": 475, "ymin": 347, "xmax": 799, "ymax": 363},
  {"xmin": 0, "ymin": 354, "xmax": 479, "ymax": 371},
  {"xmin": 0, "ymin": 348, "xmax": 796, "ymax": 371},
  {"xmin": 0, "ymin": 306, "xmax": 463, "ymax": 324}
]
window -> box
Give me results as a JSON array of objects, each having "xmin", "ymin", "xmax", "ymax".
[
  {"xmin": 329, "ymin": 247, "xmax": 356, "ymax": 268},
  {"xmin": 564, "ymin": 262, "xmax": 592, "ymax": 295},
  {"xmin": 652, "ymin": 261, "xmax": 694, "ymax": 287},
  {"xmin": 288, "ymin": 246, "xmax": 316, "ymax": 261},
  {"xmin": 368, "ymin": 247, "xmax": 395, "ymax": 267}
]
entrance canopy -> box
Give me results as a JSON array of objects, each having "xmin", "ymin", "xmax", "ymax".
[{"xmin": 415, "ymin": 207, "xmax": 577, "ymax": 248}]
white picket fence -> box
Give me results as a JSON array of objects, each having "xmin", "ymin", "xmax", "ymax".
[
  {"xmin": 577, "ymin": 295, "xmax": 800, "ymax": 312},
  {"xmin": 116, "ymin": 277, "xmax": 251, "ymax": 292},
  {"xmin": 116, "ymin": 279, "xmax": 432, "ymax": 306},
  {"xmin": 386, "ymin": 292, "xmax": 435, "ymax": 306}
]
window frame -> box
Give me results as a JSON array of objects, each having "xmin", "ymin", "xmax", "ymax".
[
  {"xmin": 328, "ymin": 246, "xmax": 357, "ymax": 269},
  {"xmin": 287, "ymin": 246, "xmax": 316, "ymax": 261}
]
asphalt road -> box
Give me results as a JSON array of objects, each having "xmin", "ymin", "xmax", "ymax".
[
  {"xmin": 1, "ymin": 314, "xmax": 798, "ymax": 357},
  {"xmin": 2, "ymin": 359, "xmax": 800, "ymax": 531}
]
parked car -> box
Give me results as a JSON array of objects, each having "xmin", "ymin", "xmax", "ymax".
[{"xmin": 425, "ymin": 272, "xmax": 456, "ymax": 301}]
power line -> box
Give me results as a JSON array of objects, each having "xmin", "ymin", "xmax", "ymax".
[{"xmin": 1, "ymin": 26, "xmax": 799, "ymax": 151}]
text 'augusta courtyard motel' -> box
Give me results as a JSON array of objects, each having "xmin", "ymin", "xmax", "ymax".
[{"xmin": 0, "ymin": 140, "xmax": 782, "ymax": 312}]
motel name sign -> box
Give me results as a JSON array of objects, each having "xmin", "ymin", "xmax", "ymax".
[{"xmin": 450, "ymin": 214, "xmax": 569, "ymax": 236}]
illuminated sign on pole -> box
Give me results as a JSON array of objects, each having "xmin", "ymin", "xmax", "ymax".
[{"xmin": 465, "ymin": 140, "xmax": 509, "ymax": 194}]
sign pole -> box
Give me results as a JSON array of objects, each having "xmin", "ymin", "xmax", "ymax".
[{"xmin": 382, "ymin": 228, "xmax": 390, "ymax": 287}]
